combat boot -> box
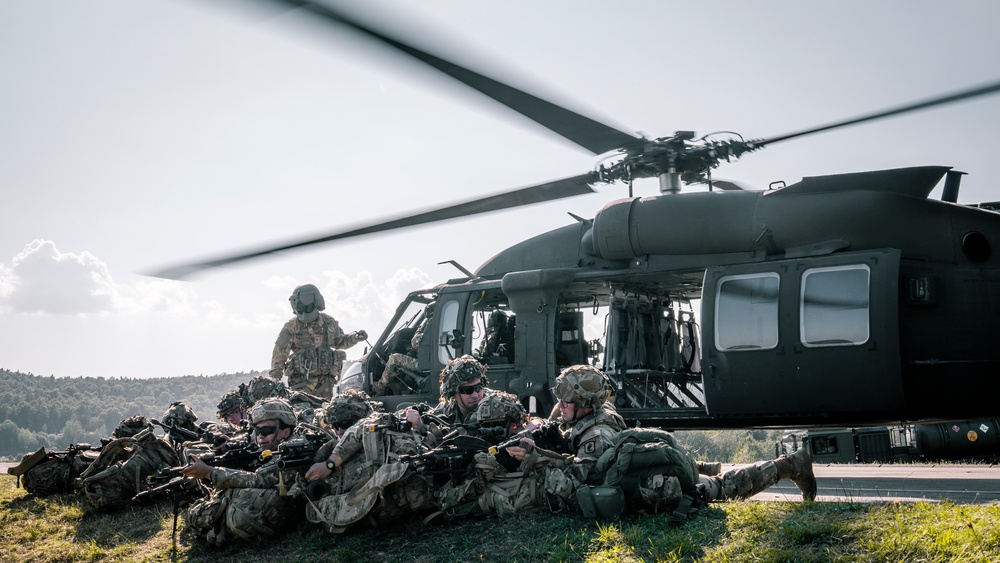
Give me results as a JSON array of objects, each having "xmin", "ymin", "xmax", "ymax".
[
  {"xmin": 775, "ymin": 448, "xmax": 817, "ymax": 501},
  {"xmin": 696, "ymin": 461, "xmax": 722, "ymax": 476}
]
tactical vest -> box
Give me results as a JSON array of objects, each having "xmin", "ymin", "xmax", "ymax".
[{"xmin": 285, "ymin": 317, "xmax": 338, "ymax": 382}]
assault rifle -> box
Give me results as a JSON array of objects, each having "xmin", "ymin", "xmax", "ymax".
[
  {"xmin": 365, "ymin": 403, "xmax": 443, "ymax": 433},
  {"xmin": 271, "ymin": 432, "xmax": 330, "ymax": 472},
  {"xmin": 132, "ymin": 436, "xmax": 261, "ymax": 504},
  {"xmin": 150, "ymin": 418, "xmax": 239, "ymax": 450},
  {"xmin": 399, "ymin": 434, "xmax": 491, "ymax": 482},
  {"xmin": 488, "ymin": 420, "xmax": 572, "ymax": 471}
]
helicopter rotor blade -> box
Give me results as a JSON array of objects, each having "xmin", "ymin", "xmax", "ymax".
[
  {"xmin": 757, "ymin": 78, "xmax": 1000, "ymax": 147},
  {"xmin": 256, "ymin": 0, "xmax": 641, "ymax": 155},
  {"xmin": 146, "ymin": 173, "xmax": 598, "ymax": 280}
]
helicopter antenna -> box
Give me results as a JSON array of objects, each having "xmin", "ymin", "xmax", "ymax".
[{"xmin": 438, "ymin": 260, "xmax": 476, "ymax": 279}]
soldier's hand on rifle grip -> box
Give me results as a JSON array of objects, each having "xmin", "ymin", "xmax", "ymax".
[
  {"xmin": 404, "ymin": 408, "xmax": 423, "ymax": 431},
  {"xmin": 179, "ymin": 454, "xmax": 213, "ymax": 480},
  {"xmin": 506, "ymin": 438, "xmax": 535, "ymax": 461}
]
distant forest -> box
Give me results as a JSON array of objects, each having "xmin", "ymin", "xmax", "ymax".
[
  {"xmin": 0, "ymin": 369, "xmax": 261, "ymax": 460},
  {"xmin": 0, "ymin": 369, "xmax": 783, "ymax": 464}
]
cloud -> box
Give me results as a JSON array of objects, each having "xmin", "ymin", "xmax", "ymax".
[
  {"xmin": 0, "ymin": 239, "xmax": 205, "ymax": 317},
  {"xmin": 2, "ymin": 239, "xmax": 117, "ymax": 315}
]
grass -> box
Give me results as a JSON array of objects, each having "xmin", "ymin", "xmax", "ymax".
[{"xmin": 2, "ymin": 475, "xmax": 999, "ymax": 562}]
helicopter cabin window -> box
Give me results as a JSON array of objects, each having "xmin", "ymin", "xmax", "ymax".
[
  {"xmin": 715, "ymin": 273, "xmax": 779, "ymax": 351},
  {"xmin": 437, "ymin": 299, "xmax": 461, "ymax": 364},
  {"xmin": 800, "ymin": 264, "xmax": 870, "ymax": 347}
]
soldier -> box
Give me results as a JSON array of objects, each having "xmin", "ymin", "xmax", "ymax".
[
  {"xmin": 504, "ymin": 365, "xmax": 627, "ymax": 512},
  {"xmin": 411, "ymin": 355, "xmax": 489, "ymax": 430},
  {"xmin": 505, "ymin": 365, "xmax": 817, "ymax": 520},
  {"xmin": 270, "ymin": 284, "xmax": 367, "ymax": 399},
  {"xmin": 181, "ymin": 398, "xmax": 307, "ymax": 546},
  {"xmin": 373, "ymin": 306, "xmax": 433, "ymax": 395},
  {"xmin": 302, "ymin": 389, "xmax": 377, "ymax": 482},
  {"xmin": 216, "ymin": 389, "xmax": 248, "ymax": 427}
]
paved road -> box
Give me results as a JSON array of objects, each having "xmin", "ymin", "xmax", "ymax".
[
  {"xmin": 4, "ymin": 461, "xmax": 999, "ymax": 504},
  {"xmin": 742, "ymin": 463, "xmax": 1000, "ymax": 504}
]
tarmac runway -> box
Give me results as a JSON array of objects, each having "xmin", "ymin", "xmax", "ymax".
[
  {"xmin": 3, "ymin": 461, "xmax": 998, "ymax": 504},
  {"xmin": 742, "ymin": 463, "xmax": 1000, "ymax": 504}
]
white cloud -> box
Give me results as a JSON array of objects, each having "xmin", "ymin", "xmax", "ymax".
[{"xmin": 3, "ymin": 239, "xmax": 116, "ymax": 315}]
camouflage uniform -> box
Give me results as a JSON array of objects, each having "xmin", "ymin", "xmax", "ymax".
[
  {"xmin": 474, "ymin": 366, "xmax": 627, "ymax": 516},
  {"xmin": 185, "ymin": 399, "xmax": 306, "ymax": 546},
  {"xmin": 270, "ymin": 312, "xmax": 364, "ymax": 398},
  {"xmin": 428, "ymin": 355, "xmax": 489, "ymax": 426},
  {"xmin": 304, "ymin": 409, "xmax": 442, "ymax": 533},
  {"xmin": 373, "ymin": 324, "xmax": 423, "ymax": 395}
]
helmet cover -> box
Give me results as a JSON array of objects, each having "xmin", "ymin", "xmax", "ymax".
[
  {"xmin": 552, "ymin": 365, "xmax": 610, "ymax": 409},
  {"xmin": 249, "ymin": 398, "xmax": 297, "ymax": 428},
  {"xmin": 439, "ymin": 354, "xmax": 489, "ymax": 397}
]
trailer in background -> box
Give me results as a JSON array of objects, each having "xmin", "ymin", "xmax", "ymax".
[{"xmin": 780, "ymin": 419, "xmax": 1000, "ymax": 463}]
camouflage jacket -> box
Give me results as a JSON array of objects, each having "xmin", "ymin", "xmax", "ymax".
[
  {"xmin": 428, "ymin": 399, "xmax": 475, "ymax": 428},
  {"xmin": 542, "ymin": 405, "xmax": 627, "ymax": 483},
  {"xmin": 209, "ymin": 430, "xmax": 315, "ymax": 491},
  {"xmin": 332, "ymin": 411, "xmax": 441, "ymax": 467},
  {"xmin": 270, "ymin": 313, "xmax": 363, "ymax": 377}
]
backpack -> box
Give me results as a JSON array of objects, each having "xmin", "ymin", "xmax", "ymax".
[
  {"xmin": 78, "ymin": 428, "xmax": 179, "ymax": 511},
  {"xmin": 591, "ymin": 428, "xmax": 700, "ymax": 512},
  {"xmin": 10, "ymin": 445, "xmax": 100, "ymax": 497}
]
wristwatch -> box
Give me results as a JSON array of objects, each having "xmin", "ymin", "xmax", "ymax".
[{"xmin": 325, "ymin": 460, "xmax": 336, "ymax": 471}]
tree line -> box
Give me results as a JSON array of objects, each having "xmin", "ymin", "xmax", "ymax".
[
  {"xmin": 0, "ymin": 368, "xmax": 782, "ymax": 463},
  {"xmin": 0, "ymin": 368, "xmax": 256, "ymax": 460}
]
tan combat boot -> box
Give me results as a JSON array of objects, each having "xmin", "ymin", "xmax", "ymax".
[
  {"xmin": 696, "ymin": 461, "xmax": 722, "ymax": 476},
  {"xmin": 776, "ymin": 449, "xmax": 817, "ymax": 501}
]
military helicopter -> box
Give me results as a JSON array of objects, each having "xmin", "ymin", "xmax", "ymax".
[{"xmin": 151, "ymin": 1, "xmax": 1000, "ymax": 428}]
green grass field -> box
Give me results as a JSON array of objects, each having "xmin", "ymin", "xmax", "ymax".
[{"xmin": 2, "ymin": 475, "xmax": 999, "ymax": 562}]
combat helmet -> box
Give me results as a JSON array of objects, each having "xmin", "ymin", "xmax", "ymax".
[
  {"xmin": 473, "ymin": 391, "xmax": 526, "ymax": 427},
  {"xmin": 439, "ymin": 354, "xmax": 489, "ymax": 398},
  {"xmin": 323, "ymin": 389, "xmax": 374, "ymax": 429},
  {"xmin": 552, "ymin": 365, "xmax": 610, "ymax": 409},
  {"xmin": 244, "ymin": 375, "xmax": 288, "ymax": 405},
  {"xmin": 290, "ymin": 284, "xmax": 325, "ymax": 322},
  {"xmin": 161, "ymin": 401, "xmax": 198, "ymax": 429},
  {"xmin": 249, "ymin": 397, "xmax": 297, "ymax": 428},
  {"xmin": 113, "ymin": 414, "xmax": 153, "ymax": 438},
  {"xmin": 216, "ymin": 389, "xmax": 246, "ymax": 419}
]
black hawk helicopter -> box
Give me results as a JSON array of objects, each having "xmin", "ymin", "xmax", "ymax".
[{"xmin": 152, "ymin": 0, "xmax": 1000, "ymax": 429}]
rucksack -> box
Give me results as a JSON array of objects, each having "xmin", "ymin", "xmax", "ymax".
[
  {"xmin": 78, "ymin": 428, "xmax": 179, "ymax": 511},
  {"xmin": 591, "ymin": 428, "xmax": 700, "ymax": 511}
]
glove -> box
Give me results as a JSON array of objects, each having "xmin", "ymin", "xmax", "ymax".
[{"xmin": 354, "ymin": 330, "xmax": 368, "ymax": 340}]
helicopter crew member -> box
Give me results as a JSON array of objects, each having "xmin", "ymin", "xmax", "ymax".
[{"xmin": 270, "ymin": 284, "xmax": 367, "ymax": 399}]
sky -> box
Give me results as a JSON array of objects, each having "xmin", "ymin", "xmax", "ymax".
[{"xmin": 2, "ymin": 0, "xmax": 1000, "ymax": 380}]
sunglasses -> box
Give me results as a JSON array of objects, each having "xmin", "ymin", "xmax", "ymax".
[
  {"xmin": 254, "ymin": 425, "xmax": 279, "ymax": 437},
  {"xmin": 458, "ymin": 383, "xmax": 485, "ymax": 395}
]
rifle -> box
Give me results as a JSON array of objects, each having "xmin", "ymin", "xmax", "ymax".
[
  {"xmin": 271, "ymin": 432, "xmax": 330, "ymax": 472},
  {"xmin": 365, "ymin": 403, "xmax": 444, "ymax": 433},
  {"xmin": 131, "ymin": 437, "xmax": 262, "ymax": 504},
  {"xmin": 487, "ymin": 420, "xmax": 572, "ymax": 471},
  {"xmin": 150, "ymin": 418, "xmax": 203, "ymax": 444},
  {"xmin": 399, "ymin": 434, "xmax": 491, "ymax": 481}
]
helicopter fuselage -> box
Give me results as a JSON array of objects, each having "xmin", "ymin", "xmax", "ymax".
[{"xmin": 348, "ymin": 165, "xmax": 1000, "ymax": 428}]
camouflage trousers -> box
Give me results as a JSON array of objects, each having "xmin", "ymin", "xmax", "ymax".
[
  {"xmin": 286, "ymin": 372, "xmax": 337, "ymax": 400},
  {"xmin": 373, "ymin": 353, "xmax": 418, "ymax": 395},
  {"xmin": 187, "ymin": 487, "xmax": 303, "ymax": 546}
]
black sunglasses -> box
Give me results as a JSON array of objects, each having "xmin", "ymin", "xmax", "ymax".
[
  {"xmin": 458, "ymin": 383, "xmax": 485, "ymax": 395},
  {"xmin": 254, "ymin": 425, "xmax": 279, "ymax": 436}
]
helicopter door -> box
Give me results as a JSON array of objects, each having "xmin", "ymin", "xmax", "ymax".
[{"xmin": 701, "ymin": 249, "xmax": 903, "ymax": 418}]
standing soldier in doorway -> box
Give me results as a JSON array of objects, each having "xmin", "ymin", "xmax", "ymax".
[{"xmin": 270, "ymin": 284, "xmax": 367, "ymax": 399}]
